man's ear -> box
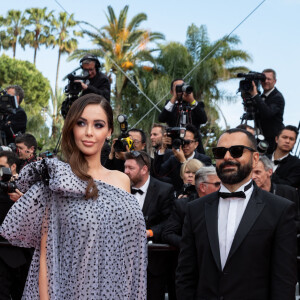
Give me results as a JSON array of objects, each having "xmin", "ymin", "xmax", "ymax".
[
  {"xmin": 29, "ymin": 146, "xmax": 35, "ymax": 154},
  {"xmin": 10, "ymin": 163, "xmax": 16, "ymax": 174},
  {"xmin": 252, "ymin": 152, "xmax": 260, "ymax": 168}
]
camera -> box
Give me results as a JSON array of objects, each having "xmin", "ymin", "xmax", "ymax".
[
  {"xmin": 0, "ymin": 167, "xmax": 17, "ymax": 193},
  {"xmin": 166, "ymin": 127, "xmax": 186, "ymax": 149},
  {"xmin": 237, "ymin": 71, "xmax": 266, "ymax": 95},
  {"xmin": 113, "ymin": 115, "xmax": 134, "ymax": 152},
  {"xmin": 0, "ymin": 90, "xmax": 18, "ymax": 115},
  {"xmin": 61, "ymin": 70, "xmax": 90, "ymax": 119},
  {"xmin": 175, "ymin": 83, "xmax": 193, "ymax": 95},
  {"xmin": 38, "ymin": 150, "xmax": 54, "ymax": 159},
  {"xmin": 181, "ymin": 183, "xmax": 196, "ymax": 197}
]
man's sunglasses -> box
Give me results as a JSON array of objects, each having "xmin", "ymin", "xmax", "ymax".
[
  {"xmin": 183, "ymin": 139, "xmax": 195, "ymax": 146},
  {"xmin": 212, "ymin": 145, "xmax": 256, "ymax": 159},
  {"xmin": 131, "ymin": 151, "xmax": 147, "ymax": 165},
  {"xmin": 202, "ymin": 181, "xmax": 221, "ymax": 188}
]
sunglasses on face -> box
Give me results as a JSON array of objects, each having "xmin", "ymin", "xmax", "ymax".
[
  {"xmin": 212, "ymin": 145, "xmax": 256, "ymax": 159},
  {"xmin": 202, "ymin": 181, "xmax": 221, "ymax": 188},
  {"xmin": 131, "ymin": 151, "xmax": 147, "ymax": 165},
  {"xmin": 183, "ymin": 139, "xmax": 195, "ymax": 146}
]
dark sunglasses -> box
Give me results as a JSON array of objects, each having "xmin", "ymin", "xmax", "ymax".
[
  {"xmin": 183, "ymin": 139, "xmax": 195, "ymax": 146},
  {"xmin": 212, "ymin": 145, "xmax": 256, "ymax": 159},
  {"xmin": 202, "ymin": 181, "xmax": 221, "ymax": 188},
  {"xmin": 131, "ymin": 151, "xmax": 147, "ymax": 165}
]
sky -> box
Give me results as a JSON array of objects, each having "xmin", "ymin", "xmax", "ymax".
[{"xmin": 1, "ymin": 0, "xmax": 300, "ymax": 131}]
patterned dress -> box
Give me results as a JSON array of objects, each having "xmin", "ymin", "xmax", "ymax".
[{"xmin": 0, "ymin": 158, "xmax": 147, "ymax": 300}]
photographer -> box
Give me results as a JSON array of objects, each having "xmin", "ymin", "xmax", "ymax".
[
  {"xmin": 1, "ymin": 85, "xmax": 27, "ymax": 145},
  {"xmin": 0, "ymin": 151, "xmax": 31, "ymax": 299},
  {"xmin": 78, "ymin": 55, "xmax": 111, "ymax": 102},
  {"xmin": 158, "ymin": 79, "xmax": 207, "ymax": 153},
  {"xmin": 249, "ymin": 69, "xmax": 285, "ymax": 153}
]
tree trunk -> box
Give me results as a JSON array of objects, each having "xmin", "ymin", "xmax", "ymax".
[
  {"xmin": 55, "ymin": 50, "xmax": 61, "ymax": 99},
  {"xmin": 33, "ymin": 47, "xmax": 37, "ymax": 65}
]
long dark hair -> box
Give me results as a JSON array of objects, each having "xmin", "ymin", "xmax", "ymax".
[{"xmin": 61, "ymin": 94, "xmax": 113, "ymax": 199}]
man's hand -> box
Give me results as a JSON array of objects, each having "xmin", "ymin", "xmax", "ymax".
[
  {"xmin": 8, "ymin": 188, "xmax": 23, "ymax": 202},
  {"xmin": 160, "ymin": 134, "xmax": 172, "ymax": 154},
  {"xmin": 74, "ymin": 80, "xmax": 88, "ymax": 90},
  {"xmin": 250, "ymin": 81, "xmax": 258, "ymax": 97},
  {"xmin": 172, "ymin": 146, "xmax": 186, "ymax": 163}
]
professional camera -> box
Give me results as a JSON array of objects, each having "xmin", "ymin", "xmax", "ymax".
[
  {"xmin": 0, "ymin": 89, "xmax": 18, "ymax": 115},
  {"xmin": 237, "ymin": 71, "xmax": 266, "ymax": 96},
  {"xmin": 113, "ymin": 114, "xmax": 134, "ymax": 152},
  {"xmin": 0, "ymin": 167, "xmax": 17, "ymax": 193},
  {"xmin": 175, "ymin": 83, "xmax": 193, "ymax": 95},
  {"xmin": 61, "ymin": 70, "xmax": 90, "ymax": 119},
  {"xmin": 38, "ymin": 150, "xmax": 54, "ymax": 159},
  {"xmin": 166, "ymin": 127, "xmax": 186, "ymax": 149},
  {"xmin": 181, "ymin": 183, "xmax": 196, "ymax": 197}
]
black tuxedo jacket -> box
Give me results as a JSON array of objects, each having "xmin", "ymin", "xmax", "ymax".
[
  {"xmin": 253, "ymin": 88, "xmax": 284, "ymax": 152},
  {"xmin": 159, "ymin": 151, "xmax": 212, "ymax": 191},
  {"xmin": 176, "ymin": 185, "xmax": 297, "ymax": 300},
  {"xmin": 269, "ymin": 153, "xmax": 300, "ymax": 189}
]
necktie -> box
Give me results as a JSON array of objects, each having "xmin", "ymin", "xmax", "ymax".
[
  {"xmin": 261, "ymin": 94, "xmax": 266, "ymax": 100},
  {"xmin": 273, "ymin": 160, "xmax": 281, "ymax": 165},
  {"xmin": 218, "ymin": 181, "xmax": 252, "ymax": 199},
  {"xmin": 131, "ymin": 188, "xmax": 144, "ymax": 195}
]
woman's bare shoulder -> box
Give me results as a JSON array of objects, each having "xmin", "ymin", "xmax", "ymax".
[{"xmin": 104, "ymin": 169, "xmax": 131, "ymax": 193}]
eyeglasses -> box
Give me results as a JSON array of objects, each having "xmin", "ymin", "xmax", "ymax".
[
  {"xmin": 131, "ymin": 151, "xmax": 147, "ymax": 166},
  {"xmin": 83, "ymin": 68, "xmax": 95, "ymax": 72},
  {"xmin": 212, "ymin": 145, "xmax": 256, "ymax": 159},
  {"xmin": 202, "ymin": 181, "xmax": 221, "ymax": 188},
  {"xmin": 132, "ymin": 139, "xmax": 142, "ymax": 144},
  {"xmin": 183, "ymin": 139, "xmax": 196, "ymax": 146}
]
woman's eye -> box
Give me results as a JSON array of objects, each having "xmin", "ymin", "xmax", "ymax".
[
  {"xmin": 95, "ymin": 123, "xmax": 104, "ymax": 129},
  {"xmin": 76, "ymin": 120, "xmax": 85, "ymax": 126}
]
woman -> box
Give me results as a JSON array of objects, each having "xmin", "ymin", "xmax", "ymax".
[
  {"xmin": 177, "ymin": 159, "xmax": 203, "ymax": 198},
  {"xmin": 0, "ymin": 94, "xmax": 147, "ymax": 299}
]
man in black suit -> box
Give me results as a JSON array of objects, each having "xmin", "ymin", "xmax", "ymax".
[
  {"xmin": 250, "ymin": 68, "xmax": 285, "ymax": 153},
  {"xmin": 269, "ymin": 125, "xmax": 300, "ymax": 189},
  {"xmin": 158, "ymin": 78, "xmax": 207, "ymax": 153},
  {"xmin": 124, "ymin": 151, "xmax": 174, "ymax": 300},
  {"xmin": 176, "ymin": 128, "xmax": 297, "ymax": 299},
  {"xmin": 0, "ymin": 151, "xmax": 31, "ymax": 300},
  {"xmin": 158, "ymin": 124, "xmax": 211, "ymax": 192}
]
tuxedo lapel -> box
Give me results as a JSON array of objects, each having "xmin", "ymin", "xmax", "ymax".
[
  {"xmin": 142, "ymin": 177, "xmax": 155, "ymax": 215},
  {"xmin": 205, "ymin": 194, "xmax": 222, "ymax": 271},
  {"xmin": 226, "ymin": 186, "xmax": 265, "ymax": 265}
]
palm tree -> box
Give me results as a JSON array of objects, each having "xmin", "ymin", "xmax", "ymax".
[
  {"xmin": 19, "ymin": 7, "xmax": 53, "ymax": 65},
  {"xmin": 69, "ymin": 5, "xmax": 164, "ymax": 117},
  {"xmin": 51, "ymin": 12, "xmax": 81, "ymax": 99},
  {"xmin": 0, "ymin": 10, "xmax": 24, "ymax": 57}
]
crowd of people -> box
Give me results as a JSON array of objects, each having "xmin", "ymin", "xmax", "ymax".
[{"xmin": 0, "ymin": 63, "xmax": 299, "ymax": 300}]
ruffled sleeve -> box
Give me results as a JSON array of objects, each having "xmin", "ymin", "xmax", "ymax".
[{"xmin": 0, "ymin": 181, "xmax": 48, "ymax": 248}]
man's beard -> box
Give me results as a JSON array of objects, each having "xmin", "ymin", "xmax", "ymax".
[{"xmin": 216, "ymin": 160, "xmax": 252, "ymax": 184}]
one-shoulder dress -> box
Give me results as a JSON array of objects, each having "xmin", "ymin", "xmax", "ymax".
[{"xmin": 0, "ymin": 158, "xmax": 147, "ymax": 300}]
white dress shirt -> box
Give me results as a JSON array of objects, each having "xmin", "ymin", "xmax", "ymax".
[
  {"xmin": 218, "ymin": 179, "xmax": 253, "ymax": 269},
  {"xmin": 132, "ymin": 176, "xmax": 150, "ymax": 209}
]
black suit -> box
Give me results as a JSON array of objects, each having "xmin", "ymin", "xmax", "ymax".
[
  {"xmin": 253, "ymin": 88, "xmax": 285, "ymax": 153},
  {"xmin": 158, "ymin": 100, "xmax": 207, "ymax": 153},
  {"xmin": 270, "ymin": 153, "xmax": 300, "ymax": 189},
  {"xmin": 0, "ymin": 193, "xmax": 31, "ymax": 299},
  {"xmin": 141, "ymin": 176, "xmax": 174, "ymax": 300},
  {"xmin": 176, "ymin": 185, "xmax": 297, "ymax": 299},
  {"xmin": 159, "ymin": 151, "xmax": 212, "ymax": 192}
]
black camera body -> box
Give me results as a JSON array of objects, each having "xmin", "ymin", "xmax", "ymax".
[
  {"xmin": 181, "ymin": 183, "xmax": 196, "ymax": 197},
  {"xmin": 0, "ymin": 90, "xmax": 18, "ymax": 115},
  {"xmin": 0, "ymin": 167, "xmax": 17, "ymax": 193},
  {"xmin": 166, "ymin": 127, "xmax": 186, "ymax": 149},
  {"xmin": 176, "ymin": 83, "xmax": 193, "ymax": 95},
  {"xmin": 113, "ymin": 115, "xmax": 134, "ymax": 152},
  {"xmin": 237, "ymin": 71, "xmax": 266, "ymax": 95}
]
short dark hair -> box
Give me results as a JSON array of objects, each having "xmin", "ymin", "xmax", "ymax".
[
  {"xmin": 0, "ymin": 151, "xmax": 20, "ymax": 172},
  {"xmin": 152, "ymin": 123, "xmax": 166, "ymax": 135},
  {"xmin": 5, "ymin": 85, "xmax": 25, "ymax": 104},
  {"xmin": 15, "ymin": 133, "xmax": 37, "ymax": 151},
  {"xmin": 185, "ymin": 124, "xmax": 199, "ymax": 140},
  {"xmin": 221, "ymin": 128, "xmax": 257, "ymax": 150},
  {"xmin": 170, "ymin": 78, "xmax": 183, "ymax": 91},
  {"xmin": 125, "ymin": 151, "xmax": 151, "ymax": 171},
  {"xmin": 128, "ymin": 128, "xmax": 146, "ymax": 144},
  {"xmin": 262, "ymin": 68, "xmax": 276, "ymax": 80},
  {"xmin": 277, "ymin": 125, "xmax": 299, "ymax": 138}
]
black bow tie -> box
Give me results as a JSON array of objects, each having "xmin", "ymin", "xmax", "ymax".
[
  {"xmin": 261, "ymin": 94, "xmax": 267, "ymax": 100},
  {"xmin": 131, "ymin": 188, "xmax": 144, "ymax": 195},
  {"xmin": 218, "ymin": 181, "xmax": 252, "ymax": 199},
  {"xmin": 273, "ymin": 160, "xmax": 281, "ymax": 165}
]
